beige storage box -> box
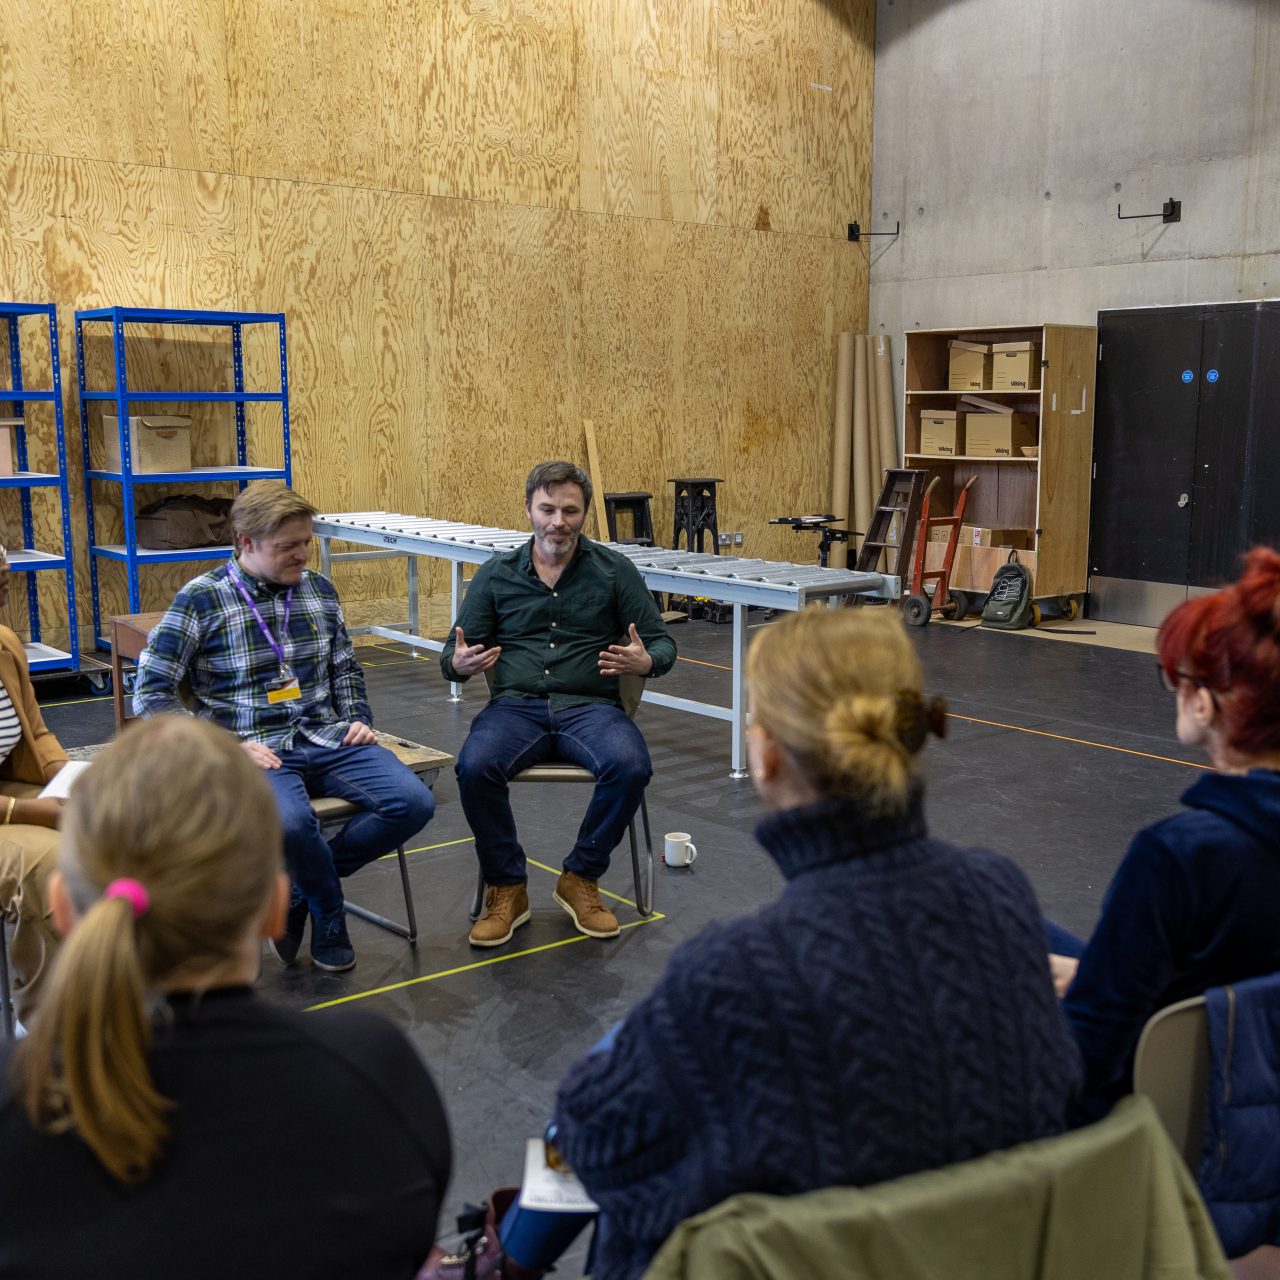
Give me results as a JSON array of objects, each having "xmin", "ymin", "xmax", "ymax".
[
  {"xmin": 0, "ymin": 422, "xmax": 17, "ymax": 477},
  {"xmin": 920, "ymin": 408, "xmax": 965, "ymax": 456},
  {"xmin": 966, "ymin": 411, "xmax": 1037, "ymax": 458},
  {"xmin": 103, "ymin": 415, "xmax": 193, "ymax": 473},
  {"xmin": 960, "ymin": 524, "xmax": 1033, "ymax": 550},
  {"xmin": 991, "ymin": 341, "xmax": 1042, "ymax": 391},
  {"xmin": 947, "ymin": 340, "xmax": 993, "ymax": 391}
]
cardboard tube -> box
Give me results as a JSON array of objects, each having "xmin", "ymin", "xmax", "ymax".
[
  {"xmin": 864, "ymin": 335, "xmax": 882, "ymax": 508},
  {"xmin": 830, "ymin": 333, "xmax": 855, "ymax": 568},
  {"xmin": 851, "ymin": 336, "xmax": 872, "ymax": 557},
  {"xmin": 873, "ymin": 335, "xmax": 898, "ymax": 475}
]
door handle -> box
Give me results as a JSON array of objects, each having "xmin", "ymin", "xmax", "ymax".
[
  {"xmin": 1071, "ymin": 385, "xmax": 1088, "ymax": 415},
  {"xmin": 1178, "ymin": 493, "xmax": 1189, "ymax": 508}
]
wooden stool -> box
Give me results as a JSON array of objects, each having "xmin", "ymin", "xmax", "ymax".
[
  {"xmin": 670, "ymin": 477, "xmax": 723, "ymax": 555},
  {"xmin": 603, "ymin": 491, "xmax": 656, "ymax": 546}
]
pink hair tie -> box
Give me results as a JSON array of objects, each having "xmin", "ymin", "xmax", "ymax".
[{"xmin": 104, "ymin": 878, "xmax": 150, "ymax": 920}]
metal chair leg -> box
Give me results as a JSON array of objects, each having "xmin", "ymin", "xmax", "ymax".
[
  {"xmin": 630, "ymin": 794, "xmax": 655, "ymax": 917},
  {"xmin": 0, "ymin": 925, "xmax": 13, "ymax": 1039},
  {"xmin": 344, "ymin": 843, "xmax": 418, "ymax": 944},
  {"xmin": 469, "ymin": 869, "xmax": 486, "ymax": 922}
]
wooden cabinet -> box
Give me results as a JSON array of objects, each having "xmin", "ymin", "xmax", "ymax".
[{"xmin": 902, "ymin": 323, "xmax": 1097, "ymax": 602}]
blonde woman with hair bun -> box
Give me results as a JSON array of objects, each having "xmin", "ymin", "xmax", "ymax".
[
  {"xmin": 0, "ymin": 716, "xmax": 451, "ymax": 1280},
  {"xmin": 550, "ymin": 608, "xmax": 1081, "ymax": 1280}
]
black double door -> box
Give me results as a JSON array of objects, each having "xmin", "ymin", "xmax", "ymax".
[{"xmin": 1089, "ymin": 301, "xmax": 1280, "ymax": 624}]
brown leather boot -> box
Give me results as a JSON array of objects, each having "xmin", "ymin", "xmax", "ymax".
[
  {"xmin": 468, "ymin": 884, "xmax": 531, "ymax": 948},
  {"xmin": 553, "ymin": 871, "xmax": 620, "ymax": 938}
]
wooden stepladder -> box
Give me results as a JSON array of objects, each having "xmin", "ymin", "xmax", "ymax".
[{"xmin": 854, "ymin": 468, "xmax": 929, "ymax": 589}]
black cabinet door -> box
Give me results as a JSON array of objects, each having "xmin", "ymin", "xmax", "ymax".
[
  {"xmin": 1246, "ymin": 302, "xmax": 1280, "ymax": 551},
  {"xmin": 1188, "ymin": 308, "xmax": 1257, "ymax": 586},
  {"xmin": 1091, "ymin": 309, "xmax": 1203, "ymax": 585}
]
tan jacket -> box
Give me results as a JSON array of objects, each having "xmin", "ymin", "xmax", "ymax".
[
  {"xmin": 0, "ymin": 627, "xmax": 68, "ymax": 786},
  {"xmin": 644, "ymin": 1097, "xmax": 1230, "ymax": 1280}
]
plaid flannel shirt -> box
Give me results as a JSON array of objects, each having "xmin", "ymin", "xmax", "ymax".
[{"xmin": 132, "ymin": 560, "xmax": 372, "ymax": 750}]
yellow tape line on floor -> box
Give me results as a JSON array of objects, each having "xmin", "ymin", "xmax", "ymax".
[
  {"xmin": 313, "ymin": 850, "xmax": 664, "ymax": 1011},
  {"xmin": 305, "ymin": 912, "xmax": 664, "ymax": 1012}
]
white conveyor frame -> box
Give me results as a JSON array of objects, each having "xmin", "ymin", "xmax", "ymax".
[{"xmin": 315, "ymin": 512, "xmax": 898, "ymax": 777}]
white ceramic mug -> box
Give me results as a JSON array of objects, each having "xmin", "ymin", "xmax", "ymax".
[{"xmin": 663, "ymin": 832, "xmax": 698, "ymax": 868}]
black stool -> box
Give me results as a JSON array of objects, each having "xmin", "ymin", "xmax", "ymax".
[
  {"xmin": 670, "ymin": 477, "xmax": 723, "ymax": 554},
  {"xmin": 603, "ymin": 491, "xmax": 656, "ymax": 546}
]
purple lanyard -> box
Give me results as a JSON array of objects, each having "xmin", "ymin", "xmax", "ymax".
[{"xmin": 230, "ymin": 566, "xmax": 293, "ymax": 670}]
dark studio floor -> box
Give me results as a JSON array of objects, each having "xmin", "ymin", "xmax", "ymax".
[{"xmin": 37, "ymin": 614, "xmax": 1196, "ymax": 1257}]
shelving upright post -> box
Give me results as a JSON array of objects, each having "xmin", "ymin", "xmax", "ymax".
[{"xmin": 0, "ymin": 303, "xmax": 79, "ymax": 673}]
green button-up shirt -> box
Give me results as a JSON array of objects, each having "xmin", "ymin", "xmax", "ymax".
[{"xmin": 440, "ymin": 537, "xmax": 676, "ymax": 708}]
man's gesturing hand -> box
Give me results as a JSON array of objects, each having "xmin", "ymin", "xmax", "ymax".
[
  {"xmin": 451, "ymin": 626, "xmax": 501, "ymax": 678},
  {"xmin": 598, "ymin": 622, "xmax": 653, "ymax": 677}
]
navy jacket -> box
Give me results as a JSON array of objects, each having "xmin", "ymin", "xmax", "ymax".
[
  {"xmin": 552, "ymin": 793, "xmax": 1082, "ymax": 1280},
  {"xmin": 1065, "ymin": 769, "xmax": 1280, "ymax": 1115},
  {"xmin": 1200, "ymin": 972, "xmax": 1280, "ymax": 1257}
]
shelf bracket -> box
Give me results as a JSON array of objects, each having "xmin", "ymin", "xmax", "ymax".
[
  {"xmin": 1117, "ymin": 198, "xmax": 1181, "ymax": 224},
  {"xmin": 848, "ymin": 221, "xmax": 900, "ymax": 243}
]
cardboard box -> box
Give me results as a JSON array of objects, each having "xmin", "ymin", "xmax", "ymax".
[
  {"xmin": 960, "ymin": 524, "xmax": 1033, "ymax": 550},
  {"xmin": 966, "ymin": 410, "xmax": 1037, "ymax": 458},
  {"xmin": 947, "ymin": 340, "xmax": 992, "ymax": 391},
  {"xmin": 962, "ymin": 545, "xmax": 1036, "ymax": 594},
  {"xmin": 991, "ymin": 341, "xmax": 1041, "ymax": 391},
  {"xmin": 0, "ymin": 425, "xmax": 14, "ymax": 478},
  {"xmin": 103, "ymin": 415, "xmax": 193, "ymax": 473},
  {"xmin": 920, "ymin": 409, "xmax": 965, "ymax": 456}
]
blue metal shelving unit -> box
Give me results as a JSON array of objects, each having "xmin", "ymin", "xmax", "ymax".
[
  {"xmin": 75, "ymin": 307, "xmax": 291, "ymax": 647},
  {"xmin": 0, "ymin": 303, "xmax": 79, "ymax": 674}
]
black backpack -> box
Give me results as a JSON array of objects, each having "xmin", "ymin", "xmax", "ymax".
[{"xmin": 981, "ymin": 553, "xmax": 1034, "ymax": 630}]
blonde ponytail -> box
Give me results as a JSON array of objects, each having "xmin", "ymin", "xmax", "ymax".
[
  {"xmin": 12, "ymin": 716, "xmax": 281, "ymax": 1182},
  {"xmin": 748, "ymin": 609, "xmax": 945, "ymax": 815}
]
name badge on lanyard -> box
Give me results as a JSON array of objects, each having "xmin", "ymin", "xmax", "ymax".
[
  {"xmin": 266, "ymin": 667, "xmax": 302, "ymax": 704},
  {"xmin": 231, "ymin": 567, "xmax": 299, "ymax": 707}
]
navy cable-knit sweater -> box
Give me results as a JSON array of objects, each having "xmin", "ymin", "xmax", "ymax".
[{"xmin": 552, "ymin": 792, "xmax": 1082, "ymax": 1280}]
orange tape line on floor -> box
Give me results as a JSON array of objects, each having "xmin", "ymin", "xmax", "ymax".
[{"xmin": 947, "ymin": 712, "xmax": 1207, "ymax": 770}]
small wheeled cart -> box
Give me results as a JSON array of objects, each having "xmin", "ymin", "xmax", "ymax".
[{"xmin": 902, "ymin": 475, "xmax": 977, "ymax": 627}]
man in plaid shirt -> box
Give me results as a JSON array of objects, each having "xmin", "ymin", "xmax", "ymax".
[{"xmin": 133, "ymin": 482, "xmax": 434, "ymax": 972}]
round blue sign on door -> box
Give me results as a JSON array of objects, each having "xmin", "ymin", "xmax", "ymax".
[
  {"xmin": 1181, "ymin": 370, "xmax": 1194, "ymax": 383},
  {"xmin": 1207, "ymin": 368, "xmax": 1220, "ymax": 383}
]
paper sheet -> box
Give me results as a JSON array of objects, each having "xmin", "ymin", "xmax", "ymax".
[
  {"xmin": 39, "ymin": 760, "xmax": 91, "ymax": 800},
  {"xmin": 518, "ymin": 1139, "xmax": 599, "ymax": 1213}
]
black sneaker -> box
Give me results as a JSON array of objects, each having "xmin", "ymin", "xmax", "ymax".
[
  {"xmin": 267, "ymin": 886, "xmax": 309, "ymax": 967},
  {"xmin": 311, "ymin": 910, "xmax": 356, "ymax": 973}
]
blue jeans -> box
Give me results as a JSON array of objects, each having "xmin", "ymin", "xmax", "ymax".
[
  {"xmin": 456, "ymin": 698, "xmax": 652, "ymax": 885},
  {"xmin": 267, "ymin": 741, "xmax": 435, "ymax": 920}
]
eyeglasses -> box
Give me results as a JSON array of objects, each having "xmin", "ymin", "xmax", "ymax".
[{"xmin": 1156, "ymin": 664, "xmax": 1219, "ymax": 706}]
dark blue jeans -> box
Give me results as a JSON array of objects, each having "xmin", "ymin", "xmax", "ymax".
[
  {"xmin": 267, "ymin": 741, "xmax": 435, "ymax": 920},
  {"xmin": 456, "ymin": 698, "xmax": 652, "ymax": 885}
]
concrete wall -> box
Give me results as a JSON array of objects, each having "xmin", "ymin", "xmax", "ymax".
[{"xmin": 869, "ymin": 0, "xmax": 1280, "ymax": 348}]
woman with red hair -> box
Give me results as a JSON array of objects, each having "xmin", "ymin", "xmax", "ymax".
[{"xmin": 1050, "ymin": 546, "xmax": 1280, "ymax": 1112}]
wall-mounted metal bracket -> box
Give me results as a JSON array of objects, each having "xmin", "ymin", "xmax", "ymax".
[
  {"xmin": 848, "ymin": 221, "xmax": 900, "ymax": 242},
  {"xmin": 1117, "ymin": 198, "xmax": 1181, "ymax": 223}
]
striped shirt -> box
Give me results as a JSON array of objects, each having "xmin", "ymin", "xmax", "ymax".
[
  {"xmin": 132, "ymin": 560, "xmax": 372, "ymax": 751},
  {"xmin": 0, "ymin": 682, "xmax": 21, "ymax": 766}
]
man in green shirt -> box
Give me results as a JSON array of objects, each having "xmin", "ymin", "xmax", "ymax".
[{"xmin": 441, "ymin": 461, "xmax": 676, "ymax": 947}]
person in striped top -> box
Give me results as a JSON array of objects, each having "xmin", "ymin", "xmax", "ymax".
[{"xmin": 0, "ymin": 544, "xmax": 72, "ymax": 1025}]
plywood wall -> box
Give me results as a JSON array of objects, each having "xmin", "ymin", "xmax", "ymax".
[{"xmin": 0, "ymin": 0, "xmax": 874, "ymax": 650}]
